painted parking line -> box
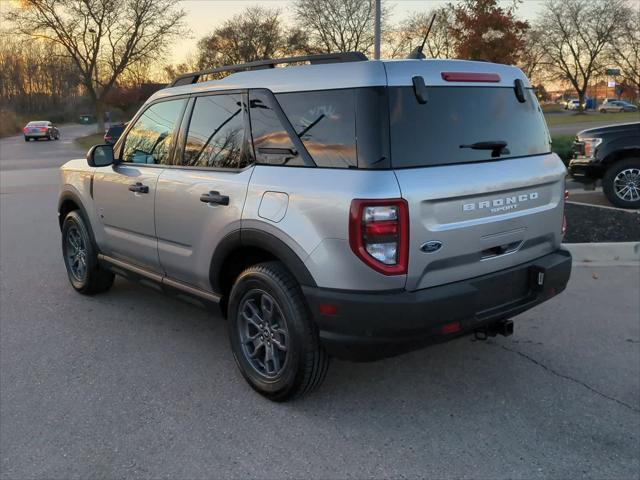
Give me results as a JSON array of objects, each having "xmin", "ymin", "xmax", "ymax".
[{"xmin": 566, "ymin": 200, "xmax": 639, "ymax": 213}]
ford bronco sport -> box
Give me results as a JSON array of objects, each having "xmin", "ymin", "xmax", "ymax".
[{"xmin": 58, "ymin": 52, "xmax": 572, "ymax": 401}]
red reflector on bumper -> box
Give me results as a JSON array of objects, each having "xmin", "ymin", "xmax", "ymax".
[
  {"xmin": 319, "ymin": 304, "xmax": 338, "ymax": 316},
  {"xmin": 441, "ymin": 321, "xmax": 461, "ymax": 334}
]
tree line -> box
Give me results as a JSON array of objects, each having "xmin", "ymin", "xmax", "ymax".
[{"xmin": 2, "ymin": 0, "xmax": 639, "ymax": 134}]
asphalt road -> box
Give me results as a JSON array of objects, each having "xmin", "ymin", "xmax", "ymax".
[{"xmin": 1, "ymin": 127, "xmax": 639, "ymax": 479}]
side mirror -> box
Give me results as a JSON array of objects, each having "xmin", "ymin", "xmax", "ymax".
[{"xmin": 87, "ymin": 144, "xmax": 114, "ymax": 167}]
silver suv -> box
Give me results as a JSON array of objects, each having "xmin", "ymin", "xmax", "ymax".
[{"xmin": 58, "ymin": 53, "xmax": 572, "ymax": 401}]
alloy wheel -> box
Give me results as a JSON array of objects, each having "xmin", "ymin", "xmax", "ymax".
[
  {"xmin": 65, "ymin": 226, "xmax": 88, "ymax": 282},
  {"xmin": 237, "ymin": 289, "xmax": 289, "ymax": 379},
  {"xmin": 613, "ymin": 168, "xmax": 640, "ymax": 202}
]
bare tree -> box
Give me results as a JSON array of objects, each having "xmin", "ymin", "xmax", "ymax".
[
  {"xmin": 518, "ymin": 27, "xmax": 547, "ymax": 84},
  {"xmin": 295, "ymin": 0, "xmax": 389, "ymax": 56},
  {"xmin": 0, "ymin": 35, "xmax": 81, "ymax": 115},
  {"xmin": 197, "ymin": 7, "xmax": 311, "ymax": 71},
  {"xmin": 607, "ymin": 4, "xmax": 640, "ymax": 96},
  {"xmin": 388, "ymin": 7, "xmax": 455, "ymax": 59},
  {"xmin": 536, "ymin": 0, "xmax": 628, "ymax": 111},
  {"xmin": 5, "ymin": 0, "xmax": 187, "ymax": 132}
]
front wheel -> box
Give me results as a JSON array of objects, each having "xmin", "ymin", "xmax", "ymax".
[
  {"xmin": 603, "ymin": 158, "xmax": 640, "ymax": 209},
  {"xmin": 228, "ymin": 262, "xmax": 329, "ymax": 401},
  {"xmin": 62, "ymin": 211, "xmax": 115, "ymax": 294}
]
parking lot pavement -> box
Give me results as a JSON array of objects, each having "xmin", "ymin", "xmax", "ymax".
[{"xmin": 1, "ymin": 135, "xmax": 639, "ymax": 479}]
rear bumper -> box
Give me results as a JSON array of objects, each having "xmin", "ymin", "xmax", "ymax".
[{"xmin": 303, "ymin": 249, "xmax": 572, "ymax": 360}]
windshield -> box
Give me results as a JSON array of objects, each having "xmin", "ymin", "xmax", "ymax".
[{"xmin": 388, "ymin": 86, "xmax": 550, "ymax": 168}]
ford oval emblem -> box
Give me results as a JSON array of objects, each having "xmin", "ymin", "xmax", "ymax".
[{"xmin": 420, "ymin": 240, "xmax": 443, "ymax": 254}]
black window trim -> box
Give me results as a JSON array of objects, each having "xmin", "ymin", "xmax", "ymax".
[{"xmin": 111, "ymin": 84, "xmax": 548, "ymax": 172}]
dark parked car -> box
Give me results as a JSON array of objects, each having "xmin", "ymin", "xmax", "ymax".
[
  {"xmin": 570, "ymin": 122, "xmax": 640, "ymax": 208},
  {"xmin": 23, "ymin": 121, "xmax": 60, "ymax": 141},
  {"xmin": 104, "ymin": 123, "xmax": 125, "ymax": 144}
]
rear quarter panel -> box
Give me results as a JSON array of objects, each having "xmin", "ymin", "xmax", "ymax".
[{"xmin": 243, "ymin": 165, "xmax": 406, "ymax": 290}]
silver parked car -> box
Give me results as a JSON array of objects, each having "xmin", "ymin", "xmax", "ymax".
[
  {"xmin": 58, "ymin": 53, "xmax": 572, "ymax": 400},
  {"xmin": 23, "ymin": 120, "xmax": 60, "ymax": 141},
  {"xmin": 599, "ymin": 100, "xmax": 639, "ymax": 113}
]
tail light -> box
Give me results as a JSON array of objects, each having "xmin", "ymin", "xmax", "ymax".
[
  {"xmin": 562, "ymin": 190, "xmax": 569, "ymax": 237},
  {"xmin": 39, "ymin": 127, "xmax": 48, "ymax": 132},
  {"xmin": 23, "ymin": 127, "xmax": 28, "ymax": 134},
  {"xmin": 349, "ymin": 199, "xmax": 409, "ymax": 275}
]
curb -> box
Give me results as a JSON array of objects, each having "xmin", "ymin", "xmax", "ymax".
[{"xmin": 563, "ymin": 242, "xmax": 640, "ymax": 266}]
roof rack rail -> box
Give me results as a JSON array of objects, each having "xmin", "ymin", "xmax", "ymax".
[{"xmin": 168, "ymin": 51, "xmax": 368, "ymax": 88}]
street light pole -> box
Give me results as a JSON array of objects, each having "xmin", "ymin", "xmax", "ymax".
[{"xmin": 374, "ymin": 0, "xmax": 381, "ymax": 60}]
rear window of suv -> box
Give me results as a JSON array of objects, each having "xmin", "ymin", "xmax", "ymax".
[{"xmin": 388, "ymin": 86, "xmax": 551, "ymax": 168}]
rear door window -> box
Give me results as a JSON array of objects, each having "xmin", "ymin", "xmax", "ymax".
[
  {"xmin": 183, "ymin": 93, "xmax": 250, "ymax": 169},
  {"xmin": 388, "ymin": 86, "xmax": 551, "ymax": 168},
  {"xmin": 276, "ymin": 90, "xmax": 357, "ymax": 168}
]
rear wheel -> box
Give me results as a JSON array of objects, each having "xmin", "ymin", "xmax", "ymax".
[
  {"xmin": 61, "ymin": 211, "xmax": 114, "ymax": 294},
  {"xmin": 228, "ymin": 262, "xmax": 329, "ymax": 401},
  {"xmin": 24, "ymin": 136, "xmax": 29, "ymax": 142},
  {"xmin": 603, "ymin": 158, "xmax": 640, "ymax": 208}
]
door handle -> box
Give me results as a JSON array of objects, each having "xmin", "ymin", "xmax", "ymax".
[
  {"xmin": 200, "ymin": 191, "xmax": 229, "ymax": 206},
  {"xmin": 128, "ymin": 182, "xmax": 149, "ymax": 194}
]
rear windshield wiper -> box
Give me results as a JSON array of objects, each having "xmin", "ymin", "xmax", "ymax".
[{"xmin": 459, "ymin": 141, "xmax": 509, "ymax": 158}]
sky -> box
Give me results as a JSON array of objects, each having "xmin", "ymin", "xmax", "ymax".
[{"xmin": 171, "ymin": 0, "xmax": 546, "ymax": 63}]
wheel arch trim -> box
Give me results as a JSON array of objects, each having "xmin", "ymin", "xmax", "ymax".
[
  {"xmin": 58, "ymin": 190, "xmax": 89, "ymax": 229},
  {"xmin": 209, "ymin": 228, "xmax": 317, "ymax": 294}
]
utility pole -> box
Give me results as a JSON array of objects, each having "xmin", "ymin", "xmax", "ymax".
[{"xmin": 374, "ymin": 0, "xmax": 381, "ymax": 60}]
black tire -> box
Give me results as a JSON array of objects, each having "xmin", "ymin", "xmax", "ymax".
[
  {"xmin": 228, "ymin": 261, "xmax": 329, "ymax": 401},
  {"xmin": 47, "ymin": 133, "xmax": 52, "ymax": 141},
  {"xmin": 24, "ymin": 136, "xmax": 29, "ymax": 142},
  {"xmin": 61, "ymin": 210, "xmax": 114, "ymax": 294},
  {"xmin": 602, "ymin": 158, "xmax": 640, "ymax": 209}
]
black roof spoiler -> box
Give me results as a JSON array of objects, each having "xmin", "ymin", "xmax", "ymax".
[{"xmin": 168, "ymin": 52, "xmax": 368, "ymax": 88}]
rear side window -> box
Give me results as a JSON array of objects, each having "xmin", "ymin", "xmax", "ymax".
[
  {"xmin": 249, "ymin": 90, "xmax": 304, "ymax": 167},
  {"xmin": 388, "ymin": 87, "xmax": 550, "ymax": 168},
  {"xmin": 276, "ymin": 90, "xmax": 357, "ymax": 169},
  {"xmin": 121, "ymin": 99, "xmax": 186, "ymax": 165},
  {"xmin": 183, "ymin": 93, "xmax": 250, "ymax": 169}
]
